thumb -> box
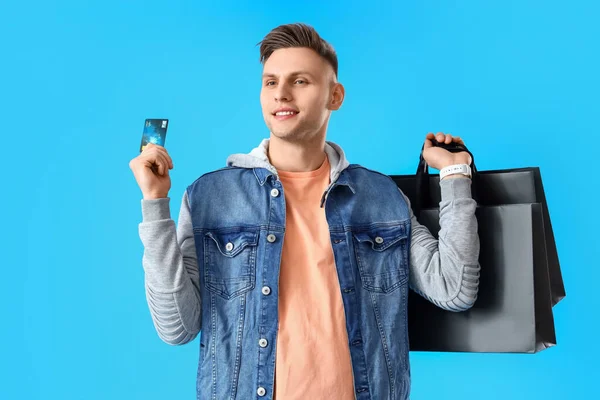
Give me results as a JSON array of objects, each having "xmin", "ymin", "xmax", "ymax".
[{"xmin": 424, "ymin": 133, "xmax": 435, "ymax": 149}]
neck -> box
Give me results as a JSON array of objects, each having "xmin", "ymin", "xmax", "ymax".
[{"xmin": 267, "ymin": 134, "xmax": 327, "ymax": 173}]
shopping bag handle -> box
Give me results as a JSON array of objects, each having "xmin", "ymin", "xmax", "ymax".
[{"xmin": 414, "ymin": 141, "xmax": 479, "ymax": 218}]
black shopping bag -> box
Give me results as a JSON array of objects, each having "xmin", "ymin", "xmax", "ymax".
[{"xmin": 390, "ymin": 142, "xmax": 564, "ymax": 353}]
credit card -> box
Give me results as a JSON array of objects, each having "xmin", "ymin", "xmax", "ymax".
[{"xmin": 140, "ymin": 118, "xmax": 169, "ymax": 152}]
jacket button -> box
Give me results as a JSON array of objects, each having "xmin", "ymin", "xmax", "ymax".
[
  {"xmin": 257, "ymin": 387, "xmax": 266, "ymax": 396},
  {"xmin": 261, "ymin": 286, "xmax": 271, "ymax": 295},
  {"xmin": 270, "ymin": 188, "xmax": 280, "ymax": 197},
  {"xmin": 225, "ymin": 242, "xmax": 234, "ymax": 251},
  {"xmin": 259, "ymin": 338, "xmax": 268, "ymax": 348},
  {"xmin": 267, "ymin": 234, "xmax": 276, "ymax": 243},
  {"xmin": 375, "ymin": 236, "xmax": 384, "ymax": 244}
]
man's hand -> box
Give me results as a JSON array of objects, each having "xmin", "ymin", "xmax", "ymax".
[
  {"xmin": 129, "ymin": 143, "xmax": 174, "ymax": 199},
  {"xmin": 422, "ymin": 132, "xmax": 472, "ymax": 173}
]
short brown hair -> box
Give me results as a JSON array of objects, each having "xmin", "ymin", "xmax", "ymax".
[{"xmin": 257, "ymin": 23, "xmax": 338, "ymax": 79}]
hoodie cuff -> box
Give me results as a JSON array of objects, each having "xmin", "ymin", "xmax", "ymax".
[
  {"xmin": 141, "ymin": 197, "xmax": 171, "ymax": 221},
  {"xmin": 440, "ymin": 177, "xmax": 472, "ymax": 201}
]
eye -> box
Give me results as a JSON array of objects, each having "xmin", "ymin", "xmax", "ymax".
[
  {"xmin": 265, "ymin": 81, "xmax": 276, "ymax": 86},
  {"xmin": 295, "ymin": 79, "xmax": 306, "ymax": 84}
]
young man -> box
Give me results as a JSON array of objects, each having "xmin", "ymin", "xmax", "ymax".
[{"xmin": 129, "ymin": 23, "xmax": 480, "ymax": 400}]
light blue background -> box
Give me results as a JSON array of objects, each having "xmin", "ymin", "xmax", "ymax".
[{"xmin": 2, "ymin": 0, "xmax": 598, "ymax": 399}]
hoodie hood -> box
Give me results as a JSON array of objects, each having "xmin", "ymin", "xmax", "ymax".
[{"xmin": 226, "ymin": 138, "xmax": 351, "ymax": 183}]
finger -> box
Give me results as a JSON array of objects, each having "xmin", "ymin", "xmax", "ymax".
[
  {"xmin": 143, "ymin": 143, "xmax": 155, "ymax": 152},
  {"xmin": 454, "ymin": 136, "xmax": 464, "ymax": 145},
  {"xmin": 154, "ymin": 146, "xmax": 174, "ymax": 169},
  {"xmin": 144, "ymin": 148, "xmax": 170, "ymax": 173},
  {"xmin": 143, "ymin": 156, "xmax": 158, "ymax": 175},
  {"xmin": 147, "ymin": 152, "xmax": 167, "ymax": 175},
  {"xmin": 156, "ymin": 155, "xmax": 164, "ymax": 176},
  {"xmin": 444, "ymin": 134, "xmax": 453, "ymax": 144},
  {"xmin": 156, "ymin": 153, "xmax": 169, "ymax": 176},
  {"xmin": 436, "ymin": 132, "xmax": 445, "ymax": 143},
  {"xmin": 424, "ymin": 133, "xmax": 435, "ymax": 148}
]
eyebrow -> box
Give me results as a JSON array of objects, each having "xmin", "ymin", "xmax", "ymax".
[{"xmin": 262, "ymin": 71, "xmax": 317, "ymax": 80}]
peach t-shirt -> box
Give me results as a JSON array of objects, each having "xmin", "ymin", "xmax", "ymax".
[{"xmin": 274, "ymin": 155, "xmax": 355, "ymax": 400}]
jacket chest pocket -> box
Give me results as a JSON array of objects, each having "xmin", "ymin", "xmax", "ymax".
[
  {"xmin": 201, "ymin": 227, "xmax": 259, "ymax": 299},
  {"xmin": 352, "ymin": 224, "xmax": 409, "ymax": 294}
]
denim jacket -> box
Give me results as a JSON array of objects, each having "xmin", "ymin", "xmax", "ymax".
[{"xmin": 138, "ymin": 139, "xmax": 480, "ymax": 400}]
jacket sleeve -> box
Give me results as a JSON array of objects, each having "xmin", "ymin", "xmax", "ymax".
[
  {"xmin": 138, "ymin": 190, "xmax": 202, "ymax": 344},
  {"xmin": 402, "ymin": 176, "xmax": 481, "ymax": 311}
]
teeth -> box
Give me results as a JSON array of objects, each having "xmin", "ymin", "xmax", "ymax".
[{"xmin": 275, "ymin": 111, "xmax": 296, "ymax": 116}]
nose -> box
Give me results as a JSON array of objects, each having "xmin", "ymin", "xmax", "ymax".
[{"xmin": 274, "ymin": 82, "xmax": 292, "ymax": 102}]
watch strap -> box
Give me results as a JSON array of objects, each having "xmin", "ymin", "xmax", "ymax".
[{"xmin": 440, "ymin": 164, "xmax": 472, "ymax": 179}]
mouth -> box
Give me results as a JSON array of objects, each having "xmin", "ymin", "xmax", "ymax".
[{"xmin": 272, "ymin": 109, "xmax": 299, "ymax": 121}]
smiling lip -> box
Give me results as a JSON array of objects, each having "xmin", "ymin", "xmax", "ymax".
[{"xmin": 273, "ymin": 108, "xmax": 299, "ymax": 121}]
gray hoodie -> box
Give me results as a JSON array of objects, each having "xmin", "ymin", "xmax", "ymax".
[{"xmin": 138, "ymin": 138, "xmax": 480, "ymax": 345}]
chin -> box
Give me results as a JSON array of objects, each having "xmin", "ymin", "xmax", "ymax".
[
  {"xmin": 268, "ymin": 127, "xmax": 297, "ymax": 139},
  {"xmin": 273, "ymin": 131, "xmax": 316, "ymax": 145},
  {"xmin": 267, "ymin": 120, "xmax": 316, "ymax": 142},
  {"xmin": 267, "ymin": 122, "xmax": 295, "ymax": 137},
  {"xmin": 271, "ymin": 130, "xmax": 297, "ymax": 139}
]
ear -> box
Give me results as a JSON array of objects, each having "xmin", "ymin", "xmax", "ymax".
[{"xmin": 328, "ymin": 82, "xmax": 345, "ymax": 111}]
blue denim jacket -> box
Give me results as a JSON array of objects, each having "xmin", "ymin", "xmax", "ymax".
[{"xmin": 138, "ymin": 139, "xmax": 480, "ymax": 400}]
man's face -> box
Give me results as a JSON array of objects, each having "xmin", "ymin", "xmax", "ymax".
[{"xmin": 260, "ymin": 47, "xmax": 342, "ymax": 143}]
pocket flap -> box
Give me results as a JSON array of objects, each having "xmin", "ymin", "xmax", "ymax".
[
  {"xmin": 205, "ymin": 229, "xmax": 259, "ymax": 257},
  {"xmin": 353, "ymin": 224, "xmax": 408, "ymax": 251}
]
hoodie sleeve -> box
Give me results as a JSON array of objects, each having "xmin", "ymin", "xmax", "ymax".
[
  {"xmin": 402, "ymin": 176, "xmax": 481, "ymax": 311},
  {"xmin": 138, "ymin": 191, "xmax": 202, "ymax": 344}
]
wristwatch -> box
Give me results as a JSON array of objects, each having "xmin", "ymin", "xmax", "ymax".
[{"xmin": 440, "ymin": 164, "xmax": 472, "ymax": 180}]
